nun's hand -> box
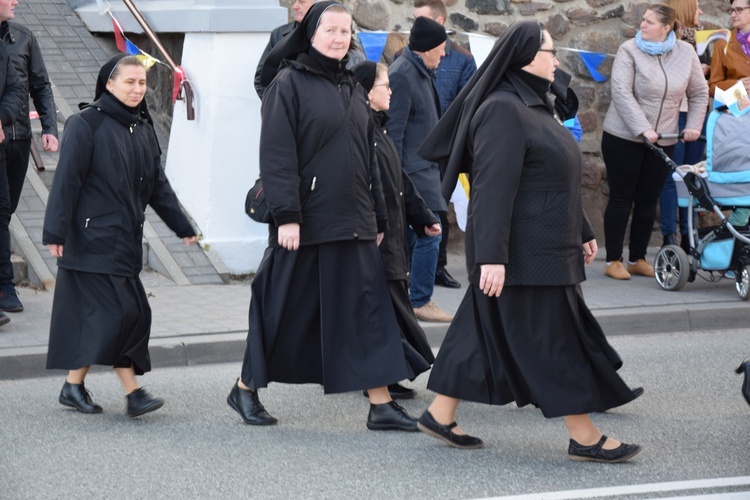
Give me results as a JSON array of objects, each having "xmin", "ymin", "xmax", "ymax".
[
  {"xmin": 582, "ymin": 239, "xmax": 598, "ymax": 265},
  {"xmin": 278, "ymin": 223, "xmax": 300, "ymax": 251},
  {"xmin": 479, "ymin": 264, "xmax": 505, "ymax": 297},
  {"xmin": 48, "ymin": 244, "xmax": 63, "ymax": 258}
]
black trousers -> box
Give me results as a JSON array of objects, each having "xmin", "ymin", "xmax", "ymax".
[
  {"xmin": 602, "ymin": 132, "xmax": 673, "ymax": 263},
  {"xmin": 6, "ymin": 139, "xmax": 31, "ymax": 214},
  {"xmin": 437, "ymin": 211, "xmax": 449, "ymax": 268},
  {"xmin": 0, "ymin": 148, "xmax": 11, "ymax": 286}
]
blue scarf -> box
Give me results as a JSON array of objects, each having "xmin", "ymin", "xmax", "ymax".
[{"xmin": 635, "ymin": 30, "xmax": 676, "ymax": 55}]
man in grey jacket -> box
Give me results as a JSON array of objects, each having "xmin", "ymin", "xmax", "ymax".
[{"xmin": 388, "ymin": 16, "xmax": 451, "ymax": 323}]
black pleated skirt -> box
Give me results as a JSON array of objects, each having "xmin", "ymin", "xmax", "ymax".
[
  {"xmin": 241, "ymin": 240, "xmax": 427, "ymax": 394},
  {"xmin": 427, "ymin": 284, "xmax": 637, "ymax": 418},
  {"xmin": 46, "ymin": 268, "xmax": 152, "ymax": 375}
]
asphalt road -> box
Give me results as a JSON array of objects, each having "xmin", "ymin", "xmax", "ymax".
[{"xmin": 1, "ymin": 329, "xmax": 749, "ymax": 499}]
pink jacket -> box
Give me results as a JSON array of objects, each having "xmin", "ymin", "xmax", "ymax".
[{"xmin": 603, "ymin": 38, "xmax": 709, "ymax": 146}]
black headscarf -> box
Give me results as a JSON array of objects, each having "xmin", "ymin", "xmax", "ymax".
[
  {"xmin": 259, "ymin": 1, "xmax": 348, "ymax": 88},
  {"xmin": 550, "ymin": 68, "xmax": 579, "ymax": 121},
  {"xmin": 417, "ymin": 21, "xmax": 543, "ymax": 200},
  {"xmin": 85, "ymin": 54, "xmax": 155, "ymax": 126},
  {"xmin": 352, "ymin": 60, "xmax": 377, "ymax": 93}
]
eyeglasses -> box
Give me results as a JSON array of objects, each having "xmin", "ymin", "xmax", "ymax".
[
  {"xmin": 727, "ymin": 6, "xmax": 750, "ymax": 15},
  {"xmin": 539, "ymin": 48, "xmax": 558, "ymax": 58}
]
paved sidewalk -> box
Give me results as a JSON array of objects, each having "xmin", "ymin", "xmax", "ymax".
[{"xmin": 1, "ymin": 248, "xmax": 747, "ymax": 379}]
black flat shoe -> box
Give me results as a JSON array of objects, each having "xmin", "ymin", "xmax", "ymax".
[
  {"xmin": 568, "ymin": 435, "xmax": 641, "ymax": 463},
  {"xmin": 367, "ymin": 401, "xmax": 418, "ymax": 431},
  {"xmin": 227, "ymin": 380, "xmax": 277, "ymax": 425},
  {"xmin": 435, "ymin": 266, "xmax": 461, "ymax": 289},
  {"xmin": 631, "ymin": 387, "xmax": 644, "ymax": 399},
  {"xmin": 126, "ymin": 388, "xmax": 164, "ymax": 418},
  {"xmin": 362, "ymin": 383, "xmax": 416, "ymax": 400},
  {"xmin": 736, "ymin": 358, "xmax": 750, "ymax": 407},
  {"xmin": 59, "ymin": 381, "xmax": 103, "ymax": 414},
  {"xmin": 417, "ymin": 410, "xmax": 483, "ymax": 449}
]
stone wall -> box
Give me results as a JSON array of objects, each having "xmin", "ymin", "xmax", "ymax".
[{"xmin": 343, "ymin": 0, "xmax": 729, "ymax": 241}]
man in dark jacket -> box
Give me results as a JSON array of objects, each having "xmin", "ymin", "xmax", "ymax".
[
  {"xmin": 413, "ymin": 0, "xmax": 476, "ymax": 289},
  {"xmin": 1, "ymin": 16, "xmax": 59, "ymax": 213},
  {"xmin": 388, "ymin": 17, "xmax": 451, "ymax": 323},
  {"xmin": 0, "ymin": 1, "xmax": 27, "ymax": 322}
]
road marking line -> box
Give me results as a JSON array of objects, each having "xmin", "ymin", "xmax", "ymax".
[{"xmin": 477, "ymin": 476, "xmax": 750, "ymax": 500}]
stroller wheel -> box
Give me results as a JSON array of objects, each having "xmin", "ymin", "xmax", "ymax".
[
  {"xmin": 654, "ymin": 245, "xmax": 690, "ymax": 291},
  {"xmin": 736, "ymin": 265, "xmax": 750, "ymax": 301}
]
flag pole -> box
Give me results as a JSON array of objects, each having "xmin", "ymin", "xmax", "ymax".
[{"xmin": 120, "ymin": 0, "xmax": 195, "ymax": 120}]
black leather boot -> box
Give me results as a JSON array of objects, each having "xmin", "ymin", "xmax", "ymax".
[
  {"xmin": 434, "ymin": 266, "xmax": 461, "ymax": 288},
  {"xmin": 662, "ymin": 233, "xmax": 676, "ymax": 246},
  {"xmin": 367, "ymin": 401, "xmax": 418, "ymax": 431},
  {"xmin": 59, "ymin": 381, "xmax": 103, "ymax": 414},
  {"xmin": 680, "ymin": 233, "xmax": 691, "ymax": 253},
  {"xmin": 227, "ymin": 380, "xmax": 277, "ymax": 425},
  {"xmin": 126, "ymin": 388, "xmax": 164, "ymax": 418}
]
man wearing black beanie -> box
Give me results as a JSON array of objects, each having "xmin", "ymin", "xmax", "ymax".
[{"xmin": 387, "ymin": 17, "xmax": 452, "ymax": 323}]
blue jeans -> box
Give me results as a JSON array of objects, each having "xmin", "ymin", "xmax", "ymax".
[
  {"xmin": 660, "ymin": 111, "xmax": 705, "ymax": 236},
  {"xmin": 407, "ymin": 216, "xmax": 441, "ymax": 308}
]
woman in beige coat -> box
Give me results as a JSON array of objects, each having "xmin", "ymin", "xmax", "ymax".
[{"xmin": 601, "ymin": 3, "xmax": 708, "ymax": 280}]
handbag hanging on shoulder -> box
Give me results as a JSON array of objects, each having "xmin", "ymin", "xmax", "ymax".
[{"xmin": 244, "ymin": 91, "xmax": 356, "ymax": 223}]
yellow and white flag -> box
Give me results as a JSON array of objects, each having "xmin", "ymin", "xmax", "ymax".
[{"xmin": 695, "ymin": 29, "xmax": 731, "ymax": 56}]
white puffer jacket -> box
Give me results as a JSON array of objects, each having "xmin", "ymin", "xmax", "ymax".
[{"xmin": 603, "ymin": 38, "xmax": 708, "ymax": 146}]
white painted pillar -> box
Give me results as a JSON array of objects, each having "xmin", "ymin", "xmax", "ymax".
[{"xmin": 166, "ymin": 33, "xmax": 270, "ymax": 274}]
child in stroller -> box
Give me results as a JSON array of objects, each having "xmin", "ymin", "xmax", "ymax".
[{"xmin": 645, "ymin": 107, "xmax": 750, "ymax": 300}]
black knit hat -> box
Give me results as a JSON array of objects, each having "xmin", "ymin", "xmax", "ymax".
[
  {"xmin": 409, "ymin": 16, "xmax": 447, "ymax": 52},
  {"xmin": 352, "ymin": 61, "xmax": 377, "ymax": 93}
]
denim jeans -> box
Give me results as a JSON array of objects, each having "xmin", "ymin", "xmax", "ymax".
[
  {"xmin": 407, "ymin": 213, "xmax": 441, "ymax": 308},
  {"xmin": 660, "ymin": 112, "xmax": 705, "ymax": 236}
]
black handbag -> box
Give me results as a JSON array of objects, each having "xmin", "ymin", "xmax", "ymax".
[
  {"xmin": 245, "ymin": 178, "xmax": 270, "ymax": 223},
  {"xmin": 244, "ymin": 90, "xmax": 356, "ymax": 223}
]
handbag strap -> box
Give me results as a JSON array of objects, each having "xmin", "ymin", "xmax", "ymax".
[{"xmin": 299, "ymin": 85, "xmax": 357, "ymax": 178}]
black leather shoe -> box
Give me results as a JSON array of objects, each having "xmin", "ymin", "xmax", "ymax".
[
  {"xmin": 227, "ymin": 381, "xmax": 277, "ymax": 425},
  {"xmin": 736, "ymin": 358, "xmax": 750, "ymax": 407},
  {"xmin": 662, "ymin": 233, "xmax": 676, "ymax": 247},
  {"xmin": 0, "ymin": 285, "xmax": 23, "ymax": 312},
  {"xmin": 367, "ymin": 401, "xmax": 418, "ymax": 431},
  {"xmin": 568, "ymin": 435, "xmax": 641, "ymax": 463},
  {"xmin": 680, "ymin": 233, "xmax": 691, "ymax": 253},
  {"xmin": 631, "ymin": 387, "xmax": 644, "ymax": 399},
  {"xmin": 362, "ymin": 383, "xmax": 416, "ymax": 400},
  {"xmin": 434, "ymin": 266, "xmax": 461, "ymax": 288},
  {"xmin": 126, "ymin": 388, "xmax": 164, "ymax": 418},
  {"xmin": 59, "ymin": 381, "xmax": 103, "ymax": 414},
  {"xmin": 417, "ymin": 410, "xmax": 483, "ymax": 449}
]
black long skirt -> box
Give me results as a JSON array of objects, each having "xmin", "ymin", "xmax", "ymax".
[
  {"xmin": 241, "ymin": 240, "xmax": 427, "ymax": 394},
  {"xmin": 388, "ymin": 279, "xmax": 435, "ymax": 365},
  {"xmin": 427, "ymin": 284, "xmax": 637, "ymax": 418},
  {"xmin": 46, "ymin": 268, "xmax": 152, "ymax": 375}
]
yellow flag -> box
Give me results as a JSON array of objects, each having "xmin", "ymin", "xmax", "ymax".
[{"xmin": 694, "ymin": 29, "xmax": 731, "ymax": 56}]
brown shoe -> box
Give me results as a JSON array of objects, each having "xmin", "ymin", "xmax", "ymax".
[
  {"xmin": 413, "ymin": 301, "xmax": 453, "ymax": 322},
  {"xmin": 604, "ymin": 260, "xmax": 631, "ymax": 280},
  {"xmin": 627, "ymin": 259, "xmax": 654, "ymax": 277}
]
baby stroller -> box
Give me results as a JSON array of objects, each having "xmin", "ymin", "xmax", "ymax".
[{"xmin": 646, "ymin": 108, "xmax": 750, "ymax": 300}]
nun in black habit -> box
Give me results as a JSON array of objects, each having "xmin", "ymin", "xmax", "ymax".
[
  {"xmin": 414, "ymin": 21, "xmax": 643, "ymax": 463},
  {"xmin": 43, "ymin": 55, "xmax": 198, "ymax": 417},
  {"xmin": 228, "ymin": 2, "xmax": 429, "ymax": 431}
]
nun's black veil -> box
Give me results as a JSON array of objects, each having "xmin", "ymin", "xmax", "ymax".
[
  {"xmin": 417, "ymin": 21, "xmax": 543, "ymax": 200},
  {"xmin": 259, "ymin": 1, "xmax": 346, "ymax": 88}
]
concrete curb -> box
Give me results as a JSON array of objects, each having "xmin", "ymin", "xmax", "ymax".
[{"xmin": 4, "ymin": 302, "xmax": 748, "ymax": 381}]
